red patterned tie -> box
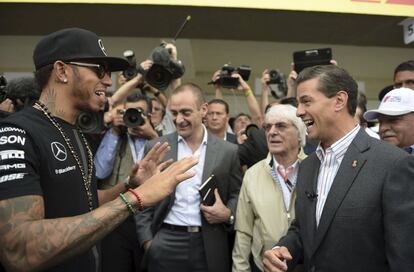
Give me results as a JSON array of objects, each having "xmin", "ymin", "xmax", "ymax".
[{"xmin": 277, "ymin": 166, "xmax": 294, "ymax": 192}]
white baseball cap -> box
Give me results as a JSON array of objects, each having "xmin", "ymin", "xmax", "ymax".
[{"xmin": 364, "ymin": 87, "xmax": 414, "ymax": 121}]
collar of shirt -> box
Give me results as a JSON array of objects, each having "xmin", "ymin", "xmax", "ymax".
[
  {"xmin": 316, "ymin": 125, "xmax": 360, "ymax": 164},
  {"xmin": 177, "ymin": 125, "xmax": 208, "ymax": 147},
  {"xmin": 127, "ymin": 135, "xmax": 147, "ymax": 162},
  {"xmin": 269, "ymin": 154, "xmax": 300, "ymax": 187}
]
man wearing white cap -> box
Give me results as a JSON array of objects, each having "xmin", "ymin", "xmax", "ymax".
[{"xmin": 364, "ymin": 87, "xmax": 414, "ymax": 153}]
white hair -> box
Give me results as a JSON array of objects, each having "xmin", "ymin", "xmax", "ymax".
[{"xmin": 265, "ymin": 104, "xmax": 307, "ymax": 147}]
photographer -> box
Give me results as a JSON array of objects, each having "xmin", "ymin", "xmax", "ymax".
[
  {"xmin": 232, "ymin": 113, "xmax": 252, "ymax": 145},
  {"xmin": 148, "ymin": 42, "xmax": 181, "ymax": 136},
  {"xmin": 94, "ymin": 93, "xmax": 158, "ymax": 272},
  {"xmin": 108, "ymin": 60, "xmax": 153, "ymax": 109}
]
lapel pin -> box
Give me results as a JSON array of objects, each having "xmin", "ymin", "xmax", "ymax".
[{"xmin": 352, "ymin": 160, "xmax": 357, "ymax": 168}]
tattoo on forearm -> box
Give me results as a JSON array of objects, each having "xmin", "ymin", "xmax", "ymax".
[{"xmin": 0, "ymin": 195, "xmax": 129, "ymax": 271}]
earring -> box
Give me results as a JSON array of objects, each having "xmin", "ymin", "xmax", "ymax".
[{"xmin": 63, "ymin": 79, "xmax": 68, "ymax": 83}]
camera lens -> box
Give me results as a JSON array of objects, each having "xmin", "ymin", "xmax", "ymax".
[
  {"xmin": 145, "ymin": 64, "xmax": 172, "ymax": 91},
  {"xmin": 122, "ymin": 67, "xmax": 138, "ymax": 81},
  {"xmin": 245, "ymin": 123, "xmax": 259, "ymax": 138},
  {"xmin": 123, "ymin": 108, "xmax": 145, "ymax": 127},
  {"xmin": 76, "ymin": 111, "xmax": 105, "ymax": 134}
]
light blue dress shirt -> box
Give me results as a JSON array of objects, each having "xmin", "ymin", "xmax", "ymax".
[{"xmin": 94, "ymin": 128, "xmax": 147, "ymax": 179}]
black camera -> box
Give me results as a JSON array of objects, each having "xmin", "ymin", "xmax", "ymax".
[
  {"xmin": 214, "ymin": 64, "xmax": 251, "ymax": 89},
  {"xmin": 122, "ymin": 50, "xmax": 139, "ymax": 81},
  {"xmin": 76, "ymin": 100, "xmax": 109, "ymax": 134},
  {"xmin": 123, "ymin": 107, "xmax": 146, "ymax": 128},
  {"xmin": 0, "ymin": 74, "xmax": 7, "ymax": 103},
  {"xmin": 293, "ymin": 48, "xmax": 332, "ymax": 73},
  {"xmin": 267, "ymin": 70, "xmax": 287, "ymax": 99},
  {"xmin": 76, "ymin": 111, "xmax": 106, "ymax": 134},
  {"xmin": 244, "ymin": 123, "xmax": 259, "ymax": 138},
  {"xmin": 143, "ymin": 44, "xmax": 185, "ymax": 91},
  {"xmin": 0, "ymin": 76, "xmax": 40, "ymax": 112}
]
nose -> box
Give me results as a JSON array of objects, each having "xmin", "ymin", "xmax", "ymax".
[
  {"xmin": 102, "ymin": 73, "xmax": 112, "ymax": 87},
  {"xmin": 175, "ymin": 112, "xmax": 185, "ymax": 124},
  {"xmin": 296, "ymin": 103, "xmax": 305, "ymax": 118},
  {"xmin": 378, "ymin": 119, "xmax": 390, "ymax": 135}
]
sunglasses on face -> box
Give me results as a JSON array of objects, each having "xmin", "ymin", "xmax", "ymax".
[{"xmin": 67, "ymin": 61, "xmax": 111, "ymax": 79}]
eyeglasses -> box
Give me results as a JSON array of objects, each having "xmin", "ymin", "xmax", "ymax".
[
  {"xmin": 263, "ymin": 122, "xmax": 292, "ymax": 133},
  {"xmin": 67, "ymin": 61, "xmax": 111, "ymax": 79}
]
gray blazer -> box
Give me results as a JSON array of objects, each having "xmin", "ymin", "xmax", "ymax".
[
  {"xmin": 135, "ymin": 132, "xmax": 242, "ymax": 272},
  {"xmin": 278, "ymin": 129, "xmax": 414, "ymax": 272}
]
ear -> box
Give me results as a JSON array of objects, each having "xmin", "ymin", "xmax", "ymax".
[
  {"xmin": 334, "ymin": 90, "xmax": 348, "ymax": 112},
  {"xmin": 53, "ymin": 61, "xmax": 69, "ymax": 84},
  {"xmin": 200, "ymin": 102, "xmax": 208, "ymax": 118}
]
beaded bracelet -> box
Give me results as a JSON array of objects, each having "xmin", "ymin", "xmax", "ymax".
[
  {"xmin": 119, "ymin": 193, "xmax": 137, "ymax": 215},
  {"xmin": 124, "ymin": 176, "xmax": 133, "ymax": 190},
  {"xmin": 128, "ymin": 189, "xmax": 145, "ymax": 211}
]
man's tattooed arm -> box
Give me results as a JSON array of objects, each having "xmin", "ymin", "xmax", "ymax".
[{"xmin": 0, "ymin": 195, "xmax": 131, "ymax": 272}]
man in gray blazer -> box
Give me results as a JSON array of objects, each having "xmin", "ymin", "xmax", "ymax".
[
  {"xmin": 263, "ymin": 65, "xmax": 414, "ymax": 272},
  {"xmin": 135, "ymin": 83, "xmax": 242, "ymax": 272}
]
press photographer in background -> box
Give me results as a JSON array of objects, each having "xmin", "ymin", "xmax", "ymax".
[
  {"xmin": 94, "ymin": 41, "xmax": 183, "ymax": 271},
  {"xmin": 118, "ymin": 43, "xmax": 180, "ymax": 136},
  {"xmin": 147, "ymin": 42, "xmax": 180, "ymax": 136},
  {"xmin": 0, "ymin": 75, "xmax": 40, "ymax": 118},
  {"xmin": 95, "ymin": 93, "xmax": 158, "ymax": 272}
]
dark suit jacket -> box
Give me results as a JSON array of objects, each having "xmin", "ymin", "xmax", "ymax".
[
  {"xmin": 238, "ymin": 128, "xmax": 268, "ymax": 168},
  {"xmin": 278, "ymin": 129, "xmax": 414, "ymax": 272},
  {"xmin": 135, "ymin": 131, "xmax": 242, "ymax": 272}
]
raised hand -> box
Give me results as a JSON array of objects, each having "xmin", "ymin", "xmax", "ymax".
[
  {"xmin": 134, "ymin": 155, "xmax": 198, "ymax": 207},
  {"xmin": 129, "ymin": 142, "xmax": 171, "ymax": 187}
]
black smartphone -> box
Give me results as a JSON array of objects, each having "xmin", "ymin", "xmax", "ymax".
[{"xmin": 293, "ymin": 48, "xmax": 332, "ymax": 73}]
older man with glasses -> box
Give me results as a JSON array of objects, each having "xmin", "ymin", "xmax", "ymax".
[{"xmin": 232, "ymin": 104, "xmax": 306, "ymax": 272}]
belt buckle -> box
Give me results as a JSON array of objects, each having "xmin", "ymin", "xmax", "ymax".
[{"xmin": 187, "ymin": 226, "xmax": 200, "ymax": 233}]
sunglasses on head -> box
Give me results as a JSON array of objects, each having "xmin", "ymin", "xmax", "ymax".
[{"xmin": 67, "ymin": 61, "xmax": 111, "ymax": 79}]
